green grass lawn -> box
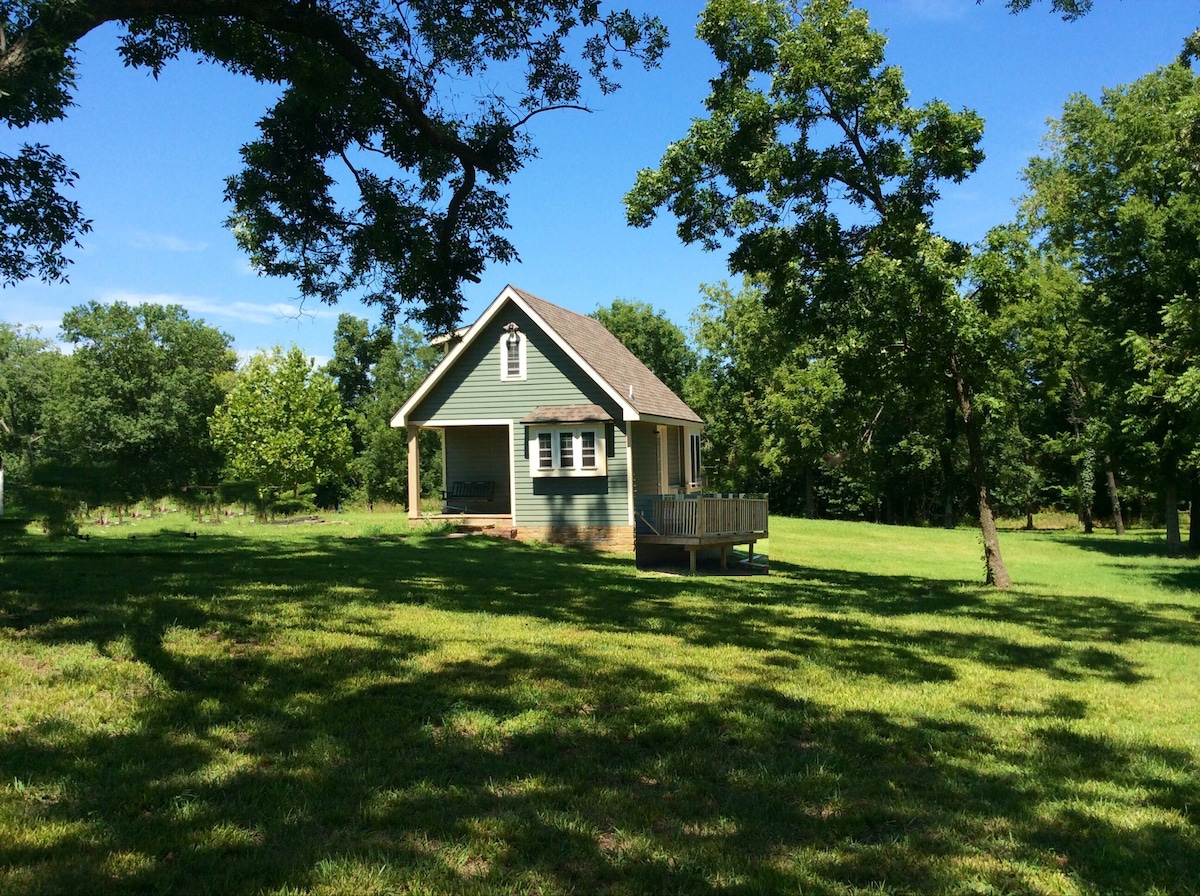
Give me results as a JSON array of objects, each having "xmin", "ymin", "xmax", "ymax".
[{"xmin": 1, "ymin": 512, "xmax": 1197, "ymax": 894}]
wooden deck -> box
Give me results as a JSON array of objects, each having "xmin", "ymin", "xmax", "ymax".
[{"xmin": 637, "ymin": 496, "xmax": 768, "ymax": 573}]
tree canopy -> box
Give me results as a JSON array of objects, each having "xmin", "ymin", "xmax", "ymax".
[
  {"xmin": 210, "ymin": 345, "xmax": 352, "ymax": 508},
  {"xmin": 0, "ymin": 322, "xmax": 62, "ymax": 478},
  {"xmin": 0, "ymin": 1, "xmax": 666, "ymax": 332},
  {"xmin": 1024, "ymin": 63, "xmax": 1200, "ymax": 550},
  {"xmin": 590, "ymin": 299, "xmax": 696, "ymax": 397},
  {"xmin": 45, "ymin": 301, "xmax": 236, "ymax": 508},
  {"xmin": 626, "ymin": 0, "xmax": 1020, "ymax": 586}
]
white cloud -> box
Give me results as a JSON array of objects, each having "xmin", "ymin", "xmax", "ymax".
[
  {"xmin": 99, "ymin": 290, "xmax": 340, "ymax": 325},
  {"xmin": 127, "ymin": 230, "xmax": 209, "ymax": 253}
]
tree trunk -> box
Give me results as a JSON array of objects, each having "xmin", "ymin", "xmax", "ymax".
[
  {"xmin": 805, "ymin": 467, "xmax": 816, "ymax": 519},
  {"xmin": 1025, "ymin": 509, "xmax": 1034, "ymax": 530},
  {"xmin": 1104, "ymin": 454, "xmax": 1125, "ymax": 536},
  {"xmin": 951, "ymin": 358, "xmax": 1011, "ymax": 588},
  {"xmin": 1165, "ymin": 473, "xmax": 1181, "ymax": 554}
]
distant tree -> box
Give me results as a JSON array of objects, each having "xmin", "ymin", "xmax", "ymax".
[
  {"xmin": 46, "ymin": 301, "xmax": 235, "ymax": 513},
  {"xmin": 323, "ymin": 317, "xmax": 440, "ymax": 508},
  {"xmin": 1024, "ymin": 63, "xmax": 1200, "ymax": 551},
  {"xmin": 972, "ymin": 226, "xmax": 1133, "ymax": 533},
  {"xmin": 626, "ymin": 0, "xmax": 1017, "ymax": 586},
  {"xmin": 591, "ymin": 299, "xmax": 696, "ymax": 397},
  {"xmin": 210, "ymin": 345, "xmax": 352, "ymax": 513},
  {"xmin": 355, "ymin": 327, "xmax": 441, "ymax": 508},
  {"xmin": 688, "ymin": 279, "xmax": 851, "ymax": 516},
  {"xmin": 0, "ymin": 323, "xmax": 62, "ymax": 480},
  {"xmin": 326, "ymin": 314, "xmax": 394, "ymax": 416},
  {"xmin": 0, "ymin": 1, "xmax": 666, "ymax": 332}
]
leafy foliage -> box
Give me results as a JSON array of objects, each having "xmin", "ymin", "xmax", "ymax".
[
  {"xmin": 0, "ymin": 0, "xmax": 666, "ymax": 332},
  {"xmin": 626, "ymin": 0, "xmax": 1017, "ymax": 584},
  {"xmin": 44, "ymin": 301, "xmax": 236, "ymax": 509},
  {"xmin": 590, "ymin": 298, "xmax": 696, "ymax": 397},
  {"xmin": 1024, "ymin": 63, "xmax": 1200, "ymax": 549},
  {"xmin": 325, "ymin": 317, "xmax": 441, "ymax": 507},
  {"xmin": 0, "ymin": 322, "xmax": 61, "ymax": 479},
  {"xmin": 210, "ymin": 345, "xmax": 352, "ymax": 511},
  {"xmin": 0, "ymin": 144, "xmax": 91, "ymax": 286}
]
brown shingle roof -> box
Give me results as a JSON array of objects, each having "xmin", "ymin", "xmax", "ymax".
[
  {"xmin": 520, "ymin": 404, "xmax": 614, "ymax": 424},
  {"xmin": 511, "ymin": 286, "xmax": 703, "ymax": 424}
]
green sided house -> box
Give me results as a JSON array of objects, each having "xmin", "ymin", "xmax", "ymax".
[{"xmin": 392, "ymin": 285, "xmax": 767, "ymax": 564}]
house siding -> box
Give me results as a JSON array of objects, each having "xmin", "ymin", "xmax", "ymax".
[
  {"xmin": 630, "ymin": 423, "xmax": 660, "ymax": 496},
  {"xmin": 410, "ymin": 300, "xmax": 630, "ymax": 534}
]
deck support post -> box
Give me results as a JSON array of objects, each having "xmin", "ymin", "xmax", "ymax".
[{"xmin": 407, "ymin": 424, "xmax": 421, "ymax": 520}]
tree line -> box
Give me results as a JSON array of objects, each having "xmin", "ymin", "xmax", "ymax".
[{"xmin": 0, "ymin": 304, "xmax": 440, "ymax": 531}]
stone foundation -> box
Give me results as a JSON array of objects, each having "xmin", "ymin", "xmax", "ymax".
[{"xmin": 516, "ymin": 525, "xmax": 636, "ymax": 553}]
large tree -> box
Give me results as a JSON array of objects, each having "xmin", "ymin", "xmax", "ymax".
[
  {"xmin": 46, "ymin": 301, "xmax": 236, "ymax": 511},
  {"xmin": 626, "ymin": 0, "xmax": 1017, "ymax": 586},
  {"xmin": 0, "ymin": 1, "xmax": 666, "ymax": 332},
  {"xmin": 1024, "ymin": 63, "xmax": 1200, "ymax": 551}
]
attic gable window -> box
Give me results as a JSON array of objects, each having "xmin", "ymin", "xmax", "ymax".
[{"xmin": 500, "ymin": 323, "xmax": 526, "ymax": 381}]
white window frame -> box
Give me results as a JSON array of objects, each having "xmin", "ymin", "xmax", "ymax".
[
  {"xmin": 688, "ymin": 429, "xmax": 703, "ymax": 492},
  {"xmin": 528, "ymin": 426, "xmax": 607, "ymax": 477},
  {"xmin": 499, "ymin": 330, "xmax": 527, "ymax": 381}
]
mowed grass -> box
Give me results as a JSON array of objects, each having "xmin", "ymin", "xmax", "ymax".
[{"xmin": 1, "ymin": 513, "xmax": 1197, "ymax": 895}]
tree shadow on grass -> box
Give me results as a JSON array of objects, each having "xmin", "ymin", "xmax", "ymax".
[{"xmin": 1, "ymin": 532, "xmax": 1197, "ymax": 893}]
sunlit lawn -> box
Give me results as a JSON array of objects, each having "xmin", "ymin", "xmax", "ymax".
[{"xmin": 1, "ymin": 511, "xmax": 1197, "ymax": 894}]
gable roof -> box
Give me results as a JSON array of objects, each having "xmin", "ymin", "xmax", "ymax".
[
  {"xmin": 393, "ymin": 285, "xmax": 703, "ymax": 427},
  {"xmin": 510, "ymin": 287, "xmax": 702, "ymax": 424}
]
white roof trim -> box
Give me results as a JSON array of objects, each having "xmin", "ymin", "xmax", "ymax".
[
  {"xmin": 638, "ymin": 413, "xmax": 707, "ymax": 429},
  {"xmin": 392, "ymin": 285, "xmax": 639, "ymax": 428}
]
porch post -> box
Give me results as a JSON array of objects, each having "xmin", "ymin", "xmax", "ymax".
[{"xmin": 407, "ymin": 424, "xmax": 421, "ymax": 520}]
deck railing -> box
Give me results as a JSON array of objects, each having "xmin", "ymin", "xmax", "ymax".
[{"xmin": 646, "ymin": 495, "xmax": 769, "ymax": 539}]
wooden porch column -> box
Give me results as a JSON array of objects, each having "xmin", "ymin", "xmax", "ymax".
[{"xmin": 407, "ymin": 424, "xmax": 421, "ymax": 520}]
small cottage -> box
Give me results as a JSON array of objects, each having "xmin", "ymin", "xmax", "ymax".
[{"xmin": 392, "ymin": 285, "xmax": 766, "ymax": 566}]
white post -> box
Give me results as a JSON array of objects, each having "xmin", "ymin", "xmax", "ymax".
[{"xmin": 407, "ymin": 425, "xmax": 421, "ymax": 521}]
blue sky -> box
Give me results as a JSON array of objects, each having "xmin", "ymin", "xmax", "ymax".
[{"xmin": 2, "ymin": 0, "xmax": 1195, "ymax": 364}]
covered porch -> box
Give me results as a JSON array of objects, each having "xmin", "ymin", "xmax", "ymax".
[
  {"xmin": 407, "ymin": 421, "xmax": 513, "ymax": 529},
  {"xmin": 636, "ymin": 494, "xmax": 769, "ymax": 573}
]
